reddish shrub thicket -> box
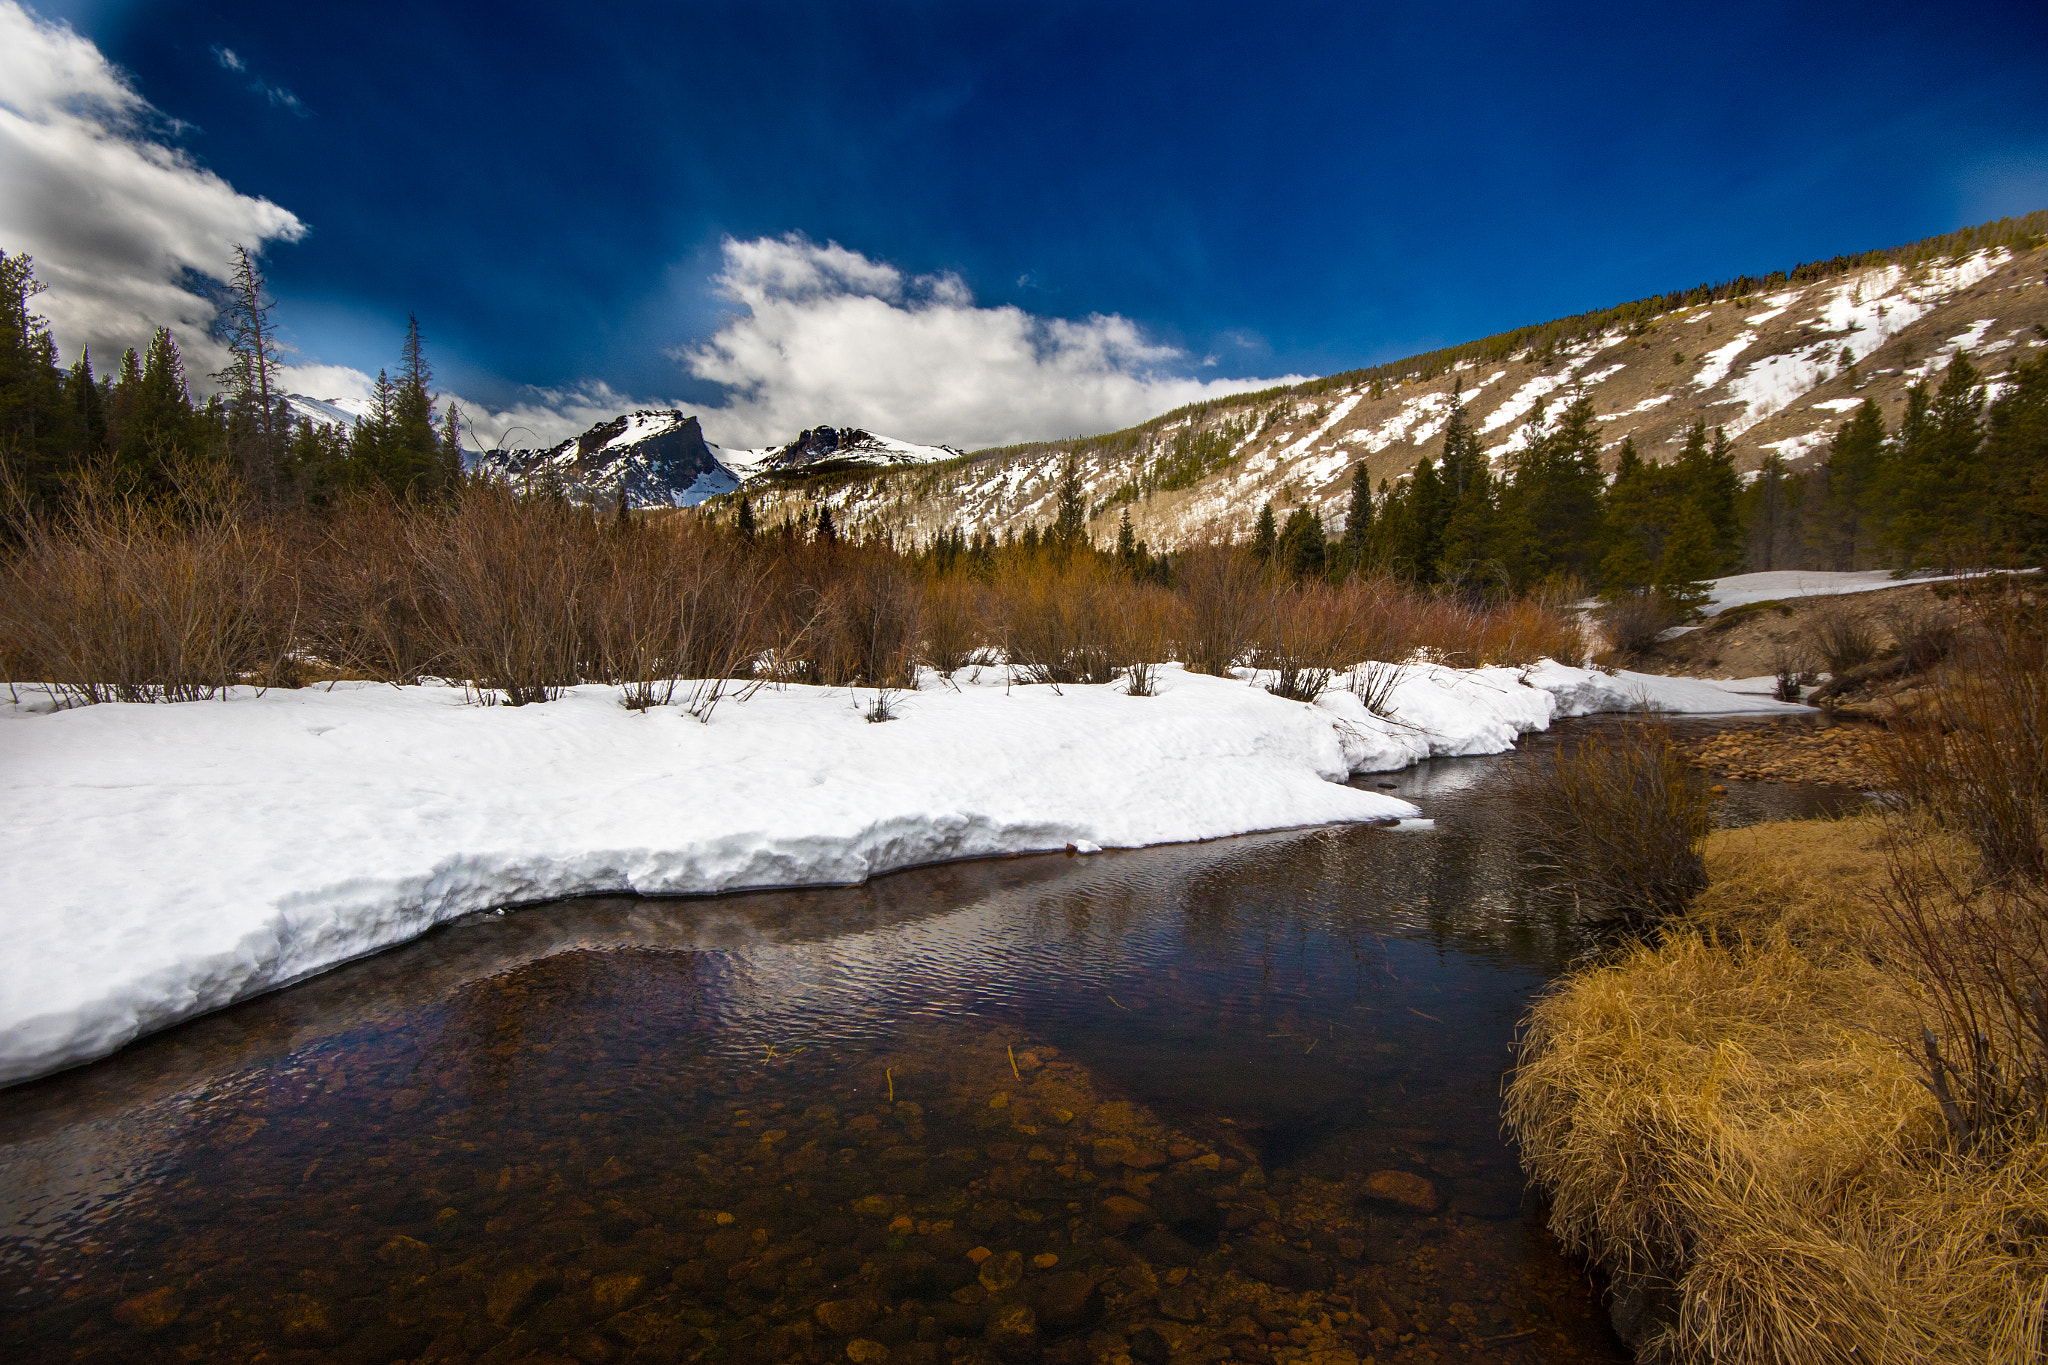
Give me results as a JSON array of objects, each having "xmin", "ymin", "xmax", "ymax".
[{"xmin": 2, "ymin": 483, "xmax": 1588, "ymax": 706}]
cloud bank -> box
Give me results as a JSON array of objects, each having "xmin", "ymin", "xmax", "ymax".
[
  {"xmin": 0, "ymin": 3, "xmax": 1293, "ymax": 457},
  {"xmin": 0, "ymin": 1, "xmax": 304, "ymax": 372},
  {"xmin": 681, "ymin": 235, "xmax": 1303, "ymax": 448}
]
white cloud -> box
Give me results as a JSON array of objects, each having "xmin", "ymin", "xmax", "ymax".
[
  {"xmin": 0, "ymin": 1, "xmax": 305, "ymax": 376},
  {"xmin": 679, "ymin": 234, "xmax": 1304, "ymax": 448},
  {"xmin": 211, "ymin": 44, "xmax": 243, "ymax": 72}
]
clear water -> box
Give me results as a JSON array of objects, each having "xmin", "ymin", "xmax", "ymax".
[{"xmin": 0, "ymin": 718, "xmax": 1863, "ymax": 1365}]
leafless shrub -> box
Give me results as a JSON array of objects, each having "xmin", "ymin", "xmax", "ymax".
[
  {"xmin": 403, "ymin": 481, "xmax": 605, "ymax": 704},
  {"xmin": 1880, "ymin": 837, "xmax": 2048, "ymax": 1154},
  {"xmin": 998, "ymin": 561, "xmax": 1120, "ymax": 687},
  {"xmin": 1871, "ymin": 585, "xmax": 2048, "ymax": 882},
  {"xmin": 1111, "ymin": 582, "xmax": 1183, "ymax": 697},
  {"xmin": 1880, "ymin": 599, "xmax": 1961, "ymax": 674},
  {"xmin": 1173, "ymin": 543, "xmax": 1266, "ymax": 675},
  {"xmin": 594, "ymin": 516, "xmax": 766, "ymax": 717},
  {"xmin": 1811, "ymin": 597, "xmax": 1881, "ymax": 676},
  {"xmin": 1351, "ymin": 659, "xmax": 1407, "ymax": 717},
  {"xmin": 1597, "ymin": 590, "xmax": 1681, "ymax": 660},
  {"xmin": 1260, "ymin": 582, "xmax": 1357, "ymax": 702},
  {"xmin": 1513, "ymin": 719, "xmax": 1712, "ymax": 937},
  {"xmin": 1769, "ymin": 644, "xmax": 1805, "ymax": 702},
  {"xmin": 825, "ymin": 554, "xmax": 922, "ymax": 689},
  {"xmin": 0, "ymin": 464, "xmax": 292, "ymax": 704},
  {"xmin": 917, "ymin": 574, "xmax": 990, "ymax": 677},
  {"xmin": 295, "ymin": 494, "xmax": 445, "ymax": 683}
]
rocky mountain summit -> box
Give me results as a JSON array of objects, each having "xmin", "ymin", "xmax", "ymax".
[{"xmin": 466, "ymin": 415, "xmax": 960, "ymax": 509}]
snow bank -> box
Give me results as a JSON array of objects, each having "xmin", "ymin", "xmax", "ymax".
[
  {"xmin": 0, "ymin": 660, "xmax": 1809, "ymax": 1086},
  {"xmin": 1703, "ymin": 568, "xmax": 1981, "ymax": 615}
]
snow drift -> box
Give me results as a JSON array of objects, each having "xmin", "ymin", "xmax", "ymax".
[{"xmin": 0, "ymin": 661, "xmax": 1804, "ymax": 1086}]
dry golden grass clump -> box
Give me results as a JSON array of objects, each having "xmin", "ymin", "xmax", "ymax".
[{"xmin": 1510, "ymin": 801, "xmax": 2048, "ymax": 1363}]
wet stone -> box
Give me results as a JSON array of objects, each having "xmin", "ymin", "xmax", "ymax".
[
  {"xmin": 978, "ymin": 1248, "xmax": 1025, "ymax": 1293},
  {"xmin": 112, "ymin": 1285, "xmax": 183, "ymax": 1334},
  {"xmin": 1129, "ymin": 1325, "xmax": 1173, "ymax": 1365},
  {"xmin": 1234, "ymin": 1237, "xmax": 1331, "ymax": 1290},
  {"xmin": 1360, "ymin": 1169, "xmax": 1441, "ymax": 1214}
]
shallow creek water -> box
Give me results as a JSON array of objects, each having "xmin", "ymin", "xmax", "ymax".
[{"xmin": 0, "ymin": 718, "xmax": 1862, "ymax": 1365}]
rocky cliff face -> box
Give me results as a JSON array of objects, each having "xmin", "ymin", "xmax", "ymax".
[{"xmin": 473, "ymin": 411, "xmax": 738, "ymax": 508}]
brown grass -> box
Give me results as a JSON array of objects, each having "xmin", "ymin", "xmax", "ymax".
[{"xmin": 1508, "ymin": 814, "xmax": 2048, "ymax": 1365}]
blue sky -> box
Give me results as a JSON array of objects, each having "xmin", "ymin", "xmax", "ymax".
[{"xmin": 6, "ymin": 0, "xmax": 2048, "ymax": 446}]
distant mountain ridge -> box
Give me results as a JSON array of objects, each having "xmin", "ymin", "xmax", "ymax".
[
  {"xmin": 285, "ymin": 394, "xmax": 963, "ymax": 509},
  {"xmin": 725, "ymin": 211, "xmax": 2048, "ymax": 551},
  {"xmin": 466, "ymin": 413, "xmax": 961, "ymax": 509}
]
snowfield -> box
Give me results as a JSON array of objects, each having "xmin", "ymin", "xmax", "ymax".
[{"xmin": 0, "ymin": 662, "xmax": 1806, "ymax": 1086}]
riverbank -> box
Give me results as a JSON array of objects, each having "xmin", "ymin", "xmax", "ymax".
[
  {"xmin": 1507, "ymin": 814, "xmax": 2048, "ymax": 1363},
  {"xmin": 0, "ymin": 661, "xmax": 1807, "ymax": 1087}
]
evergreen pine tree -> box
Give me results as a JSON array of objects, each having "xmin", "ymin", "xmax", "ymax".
[
  {"xmin": 1811, "ymin": 400, "xmax": 1886, "ymax": 568},
  {"xmin": 1252, "ymin": 502, "xmax": 1277, "ymax": 561},
  {"xmin": 1339, "ymin": 461, "xmax": 1373, "ymax": 573},
  {"xmin": 1277, "ymin": 507, "xmax": 1327, "ymax": 581},
  {"xmin": 0, "ymin": 251, "xmax": 72, "ymax": 501},
  {"xmin": 1500, "ymin": 395, "xmax": 1604, "ymax": 587},
  {"xmin": 1655, "ymin": 503, "xmax": 1720, "ymax": 616},
  {"xmin": 1979, "ymin": 353, "xmax": 2048, "ymax": 565},
  {"xmin": 1116, "ymin": 506, "xmax": 1137, "ymax": 565},
  {"xmin": 816, "ymin": 503, "xmax": 837, "ymax": 544},
  {"xmin": 1739, "ymin": 454, "xmax": 1803, "ymax": 571},
  {"xmin": 69, "ymin": 348, "xmax": 106, "ymax": 456},
  {"xmin": 211, "ymin": 245, "xmax": 286, "ymax": 503},
  {"xmin": 381, "ymin": 316, "xmax": 456, "ymax": 499},
  {"xmin": 115, "ymin": 328, "xmax": 197, "ymax": 492},
  {"xmin": 1884, "ymin": 355, "xmax": 1987, "ymax": 566},
  {"xmin": 1050, "ymin": 454, "xmax": 1087, "ymax": 555},
  {"xmin": 1598, "ymin": 437, "xmax": 1660, "ymax": 591},
  {"xmin": 735, "ymin": 496, "xmax": 757, "ymax": 542}
]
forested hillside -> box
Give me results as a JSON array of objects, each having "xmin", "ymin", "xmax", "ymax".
[{"xmin": 729, "ymin": 214, "xmax": 2048, "ymax": 594}]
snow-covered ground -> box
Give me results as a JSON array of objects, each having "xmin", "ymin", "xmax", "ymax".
[
  {"xmin": 0, "ymin": 662, "xmax": 1807, "ymax": 1087},
  {"xmin": 1702, "ymin": 568, "xmax": 1984, "ymax": 615}
]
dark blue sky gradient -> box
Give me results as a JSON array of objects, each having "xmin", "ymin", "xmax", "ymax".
[{"xmin": 39, "ymin": 0, "xmax": 2048, "ymax": 409}]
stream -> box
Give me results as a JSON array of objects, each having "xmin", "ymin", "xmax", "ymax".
[{"xmin": 0, "ymin": 717, "xmax": 1862, "ymax": 1365}]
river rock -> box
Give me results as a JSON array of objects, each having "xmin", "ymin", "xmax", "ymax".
[
  {"xmin": 1135, "ymin": 1225, "xmax": 1201, "ymax": 1267},
  {"xmin": 1128, "ymin": 1325, "xmax": 1172, "ymax": 1365},
  {"xmin": 984, "ymin": 1302, "xmax": 1039, "ymax": 1358},
  {"xmin": 816, "ymin": 1298, "xmax": 879, "ymax": 1334},
  {"xmin": 847, "ymin": 1338, "xmax": 890, "ymax": 1362},
  {"xmin": 1360, "ymin": 1170, "xmax": 1440, "ymax": 1214},
  {"xmin": 1095, "ymin": 1194, "xmax": 1152, "ymax": 1233},
  {"xmin": 374, "ymin": 1233, "xmax": 433, "ymax": 1271},
  {"xmin": 1030, "ymin": 1269, "xmax": 1103, "ymax": 1331},
  {"xmin": 1234, "ymin": 1237, "xmax": 1331, "ymax": 1290},
  {"xmin": 589, "ymin": 1271, "xmax": 644, "ymax": 1313},
  {"xmin": 113, "ymin": 1286, "xmax": 183, "ymax": 1333},
  {"xmin": 277, "ymin": 1293, "xmax": 339, "ymax": 1347},
  {"xmin": 978, "ymin": 1249, "xmax": 1024, "ymax": 1293},
  {"xmin": 487, "ymin": 1265, "xmax": 559, "ymax": 1325}
]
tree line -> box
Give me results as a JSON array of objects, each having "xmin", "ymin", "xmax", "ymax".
[
  {"xmin": 0, "ymin": 248, "xmax": 461, "ymax": 511},
  {"xmin": 1239, "ymin": 358, "xmax": 2045, "ymax": 607}
]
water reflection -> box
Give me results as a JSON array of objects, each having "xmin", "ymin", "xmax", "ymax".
[{"xmin": 0, "ymin": 718, "xmax": 1860, "ymax": 1365}]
